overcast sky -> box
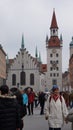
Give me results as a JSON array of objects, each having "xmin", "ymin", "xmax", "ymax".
[{"xmin": 0, "ymin": 0, "xmax": 73, "ymax": 72}]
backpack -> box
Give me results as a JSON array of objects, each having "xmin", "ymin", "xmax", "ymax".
[{"xmin": 49, "ymin": 95, "xmax": 62, "ymax": 103}]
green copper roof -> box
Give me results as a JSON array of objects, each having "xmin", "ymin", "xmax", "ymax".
[
  {"xmin": 21, "ymin": 34, "xmax": 24, "ymax": 49},
  {"xmin": 35, "ymin": 46, "xmax": 38, "ymax": 58},
  {"xmin": 60, "ymin": 34, "xmax": 63, "ymax": 41},
  {"xmin": 39, "ymin": 52, "xmax": 42, "ymax": 63},
  {"xmin": 6, "ymin": 54, "xmax": 9, "ymax": 64},
  {"xmin": 70, "ymin": 37, "xmax": 73, "ymax": 46}
]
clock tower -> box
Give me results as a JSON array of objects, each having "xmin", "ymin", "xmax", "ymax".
[{"xmin": 46, "ymin": 9, "xmax": 62, "ymax": 91}]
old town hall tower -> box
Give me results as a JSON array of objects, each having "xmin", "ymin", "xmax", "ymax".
[{"xmin": 46, "ymin": 10, "xmax": 62, "ymax": 91}]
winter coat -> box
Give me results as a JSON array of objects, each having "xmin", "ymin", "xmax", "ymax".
[
  {"xmin": 0, "ymin": 95, "xmax": 21, "ymax": 130},
  {"xmin": 28, "ymin": 92, "xmax": 35, "ymax": 103},
  {"xmin": 39, "ymin": 92, "xmax": 45, "ymax": 106},
  {"xmin": 45, "ymin": 95, "xmax": 68, "ymax": 128},
  {"xmin": 22, "ymin": 93, "xmax": 28, "ymax": 105}
]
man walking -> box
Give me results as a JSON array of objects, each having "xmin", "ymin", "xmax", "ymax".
[{"xmin": 45, "ymin": 85, "xmax": 68, "ymax": 130}]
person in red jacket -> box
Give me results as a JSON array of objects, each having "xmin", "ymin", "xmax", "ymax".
[{"xmin": 27, "ymin": 88, "xmax": 35, "ymax": 115}]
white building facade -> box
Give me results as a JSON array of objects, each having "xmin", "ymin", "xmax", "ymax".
[{"xmin": 6, "ymin": 36, "xmax": 41, "ymax": 91}]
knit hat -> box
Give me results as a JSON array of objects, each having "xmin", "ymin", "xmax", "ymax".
[{"xmin": 52, "ymin": 85, "xmax": 59, "ymax": 91}]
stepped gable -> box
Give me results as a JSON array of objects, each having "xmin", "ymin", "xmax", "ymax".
[{"xmin": 8, "ymin": 47, "xmax": 39, "ymax": 68}]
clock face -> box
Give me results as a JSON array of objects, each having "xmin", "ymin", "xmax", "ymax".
[
  {"xmin": 50, "ymin": 61, "xmax": 57, "ymax": 69},
  {"xmin": 52, "ymin": 49, "xmax": 56, "ymax": 53},
  {"xmin": 52, "ymin": 61, "xmax": 57, "ymax": 68}
]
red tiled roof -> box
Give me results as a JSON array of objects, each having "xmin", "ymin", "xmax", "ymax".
[
  {"xmin": 48, "ymin": 36, "xmax": 60, "ymax": 47},
  {"xmin": 50, "ymin": 10, "xmax": 58, "ymax": 29}
]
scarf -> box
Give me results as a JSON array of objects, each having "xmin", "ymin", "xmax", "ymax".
[{"xmin": 52, "ymin": 94, "xmax": 60, "ymax": 102}]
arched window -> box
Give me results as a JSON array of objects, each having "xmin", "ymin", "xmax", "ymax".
[
  {"xmin": 12, "ymin": 74, "xmax": 16, "ymax": 86},
  {"xmin": 30, "ymin": 73, "xmax": 34, "ymax": 85},
  {"xmin": 20, "ymin": 71, "xmax": 26, "ymax": 85}
]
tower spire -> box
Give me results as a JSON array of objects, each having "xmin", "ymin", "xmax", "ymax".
[
  {"xmin": 6, "ymin": 54, "xmax": 9, "ymax": 64},
  {"xmin": 47, "ymin": 9, "xmax": 61, "ymax": 47},
  {"xmin": 35, "ymin": 46, "xmax": 38, "ymax": 58},
  {"xmin": 21, "ymin": 34, "xmax": 24, "ymax": 49},
  {"xmin": 60, "ymin": 34, "xmax": 63, "ymax": 45},
  {"xmin": 50, "ymin": 9, "xmax": 59, "ymax": 37},
  {"xmin": 39, "ymin": 52, "xmax": 42, "ymax": 63},
  {"xmin": 50, "ymin": 9, "xmax": 58, "ymax": 29}
]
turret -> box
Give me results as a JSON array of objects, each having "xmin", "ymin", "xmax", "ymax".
[
  {"xmin": 35, "ymin": 46, "xmax": 38, "ymax": 59},
  {"xmin": 60, "ymin": 34, "xmax": 63, "ymax": 46},
  {"xmin": 70, "ymin": 37, "xmax": 73, "ymax": 57},
  {"xmin": 21, "ymin": 34, "xmax": 24, "ymax": 49}
]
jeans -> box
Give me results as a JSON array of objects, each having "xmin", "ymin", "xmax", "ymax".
[{"xmin": 49, "ymin": 128, "xmax": 61, "ymax": 130}]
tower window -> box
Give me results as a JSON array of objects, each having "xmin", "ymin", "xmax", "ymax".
[
  {"xmin": 53, "ymin": 73, "xmax": 56, "ymax": 77},
  {"xmin": 57, "ymin": 73, "xmax": 59, "ymax": 77},
  {"xmin": 50, "ymin": 60, "xmax": 52, "ymax": 64},
  {"xmin": 50, "ymin": 67, "xmax": 53, "ymax": 71},
  {"xmin": 50, "ymin": 54, "xmax": 53, "ymax": 57},
  {"xmin": 53, "ymin": 29, "xmax": 55, "ymax": 33},
  {"xmin": 56, "ymin": 53, "xmax": 59, "ymax": 57},
  {"xmin": 56, "ymin": 67, "xmax": 59, "ymax": 71},
  {"xmin": 56, "ymin": 60, "xmax": 59, "ymax": 64},
  {"xmin": 50, "ymin": 73, "xmax": 52, "ymax": 77}
]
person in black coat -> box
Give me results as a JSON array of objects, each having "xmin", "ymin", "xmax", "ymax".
[
  {"xmin": 15, "ymin": 90, "xmax": 25, "ymax": 130},
  {"xmin": 38, "ymin": 91, "xmax": 45, "ymax": 115},
  {"xmin": 10, "ymin": 88, "xmax": 25, "ymax": 130},
  {"xmin": 0, "ymin": 85, "xmax": 21, "ymax": 130}
]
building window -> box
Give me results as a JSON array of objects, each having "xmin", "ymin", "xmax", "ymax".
[
  {"xmin": 52, "ymin": 79, "xmax": 57, "ymax": 85},
  {"xmin": 56, "ymin": 67, "xmax": 59, "ymax": 71},
  {"xmin": 50, "ymin": 60, "xmax": 52, "ymax": 64},
  {"xmin": 57, "ymin": 73, "xmax": 59, "ymax": 77},
  {"xmin": 50, "ymin": 73, "xmax": 52, "ymax": 77},
  {"xmin": 20, "ymin": 71, "xmax": 26, "ymax": 85},
  {"xmin": 50, "ymin": 54, "xmax": 53, "ymax": 57},
  {"xmin": 12, "ymin": 74, "xmax": 16, "ymax": 86},
  {"xmin": 56, "ymin": 53, "xmax": 59, "ymax": 57},
  {"xmin": 30, "ymin": 73, "xmax": 34, "ymax": 85},
  {"xmin": 56, "ymin": 60, "xmax": 59, "ymax": 64},
  {"xmin": 53, "ymin": 73, "xmax": 56, "ymax": 77},
  {"xmin": 50, "ymin": 67, "xmax": 53, "ymax": 71},
  {"xmin": 53, "ymin": 29, "xmax": 55, "ymax": 34}
]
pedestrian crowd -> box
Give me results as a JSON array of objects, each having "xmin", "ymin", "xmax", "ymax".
[
  {"xmin": 0, "ymin": 85, "xmax": 45, "ymax": 130},
  {"xmin": 0, "ymin": 84, "xmax": 73, "ymax": 130}
]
